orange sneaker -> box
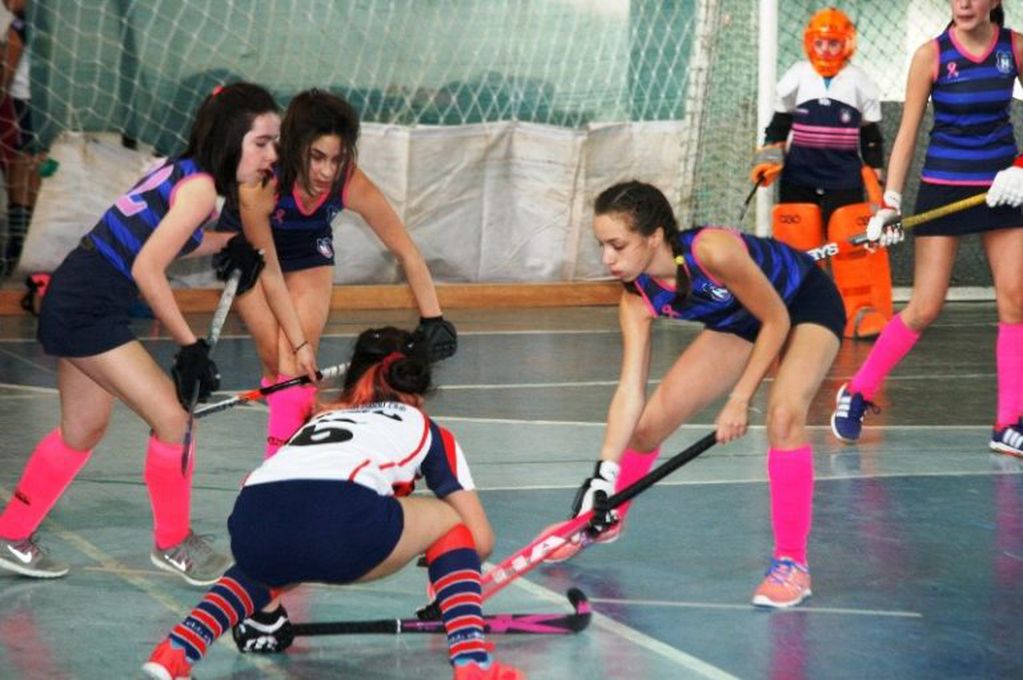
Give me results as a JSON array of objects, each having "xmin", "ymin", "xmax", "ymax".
[
  {"xmin": 751, "ymin": 557, "xmax": 812, "ymax": 608},
  {"xmin": 141, "ymin": 639, "xmax": 192, "ymax": 680},
  {"xmin": 453, "ymin": 659, "xmax": 526, "ymax": 680}
]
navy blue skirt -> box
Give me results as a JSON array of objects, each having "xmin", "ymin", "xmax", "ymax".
[
  {"xmin": 913, "ymin": 182, "xmax": 1023, "ymax": 236},
  {"xmin": 37, "ymin": 242, "xmax": 138, "ymax": 357},
  {"xmin": 228, "ymin": 480, "xmax": 404, "ymax": 587}
]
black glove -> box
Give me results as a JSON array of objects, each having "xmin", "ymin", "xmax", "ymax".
[
  {"xmin": 171, "ymin": 339, "xmax": 220, "ymax": 408},
  {"xmin": 232, "ymin": 604, "xmax": 294, "ymax": 654},
  {"xmin": 413, "ymin": 316, "xmax": 457, "ymax": 362},
  {"xmin": 212, "ymin": 234, "xmax": 265, "ymax": 295}
]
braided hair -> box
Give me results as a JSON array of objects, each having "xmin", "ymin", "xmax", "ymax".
[
  {"xmin": 321, "ymin": 327, "xmax": 432, "ymax": 411},
  {"xmin": 594, "ymin": 180, "xmax": 690, "ymax": 303}
]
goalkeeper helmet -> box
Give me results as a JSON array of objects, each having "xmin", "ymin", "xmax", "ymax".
[{"xmin": 804, "ymin": 7, "xmax": 856, "ymax": 77}]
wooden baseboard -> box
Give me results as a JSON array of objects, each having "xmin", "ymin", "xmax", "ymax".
[{"xmin": 0, "ymin": 281, "xmax": 622, "ymax": 316}]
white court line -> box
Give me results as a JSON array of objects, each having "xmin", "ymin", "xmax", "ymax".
[
  {"xmin": 437, "ymin": 415, "xmax": 992, "ymax": 431},
  {"xmin": 588, "ymin": 596, "xmax": 921, "ymax": 618},
  {"xmin": 474, "ymin": 468, "xmax": 1020, "ymax": 493},
  {"xmin": 0, "ymin": 346, "xmax": 55, "ymax": 374},
  {"xmin": 493, "ymin": 565, "xmax": 738, "ymax": 680}
]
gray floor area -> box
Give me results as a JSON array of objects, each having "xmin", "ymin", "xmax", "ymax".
[{"xmin": 0, "ymin": 303, "xmax": 1020, "ymax": 679}]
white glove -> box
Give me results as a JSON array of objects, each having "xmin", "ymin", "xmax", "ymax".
[
  {"xmin": 986, "ymin": 165, "xmax": 1023, "ymax": 208},
  {"xmin": 569, "ymin": 460, "xmax": 619, "ymax": 517},
  {"xmin": 866, "ymin": 189, "xmax": 905, "ymax": 247}
]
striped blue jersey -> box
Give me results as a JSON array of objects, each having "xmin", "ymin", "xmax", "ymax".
[
  {"xmin": 630, "ymin": 227, "xmax": 816, "ymax": 338},
  {"xmin": 922, "ymin": 27, "xmax": 1018, "ymax": 185},
  {"xmin": 217, "ymin": 173, "xmax": 346, "ymax": 233},
  {"xmin": 84, "ymin": 158, "xmax": 210, "ymax": 280},
  {"xmin": 776, "ymin": 61, "xmax": 882, "ymax": 190}
]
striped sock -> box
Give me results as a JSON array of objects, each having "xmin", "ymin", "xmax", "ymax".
[
  {"xmin": 427, "ymin": 527, "xmax": 489, "ymax": 667},
  {"xmin": 168, "ymin": 565, "xmax": 271, "ymax": 663}
]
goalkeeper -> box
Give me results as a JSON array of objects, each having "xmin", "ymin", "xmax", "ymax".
[{"xmin": 752, "ymin": 7, "xmax": 891, "ymax": 339}]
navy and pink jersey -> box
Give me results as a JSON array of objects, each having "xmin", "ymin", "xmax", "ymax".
[
  {"xmin": 84, "ymin": 158, "xmax": 211, "ymax": 280},
  {"xmin": 630, "ymin": 227, "xmax": 815, "ymax": 338},
  {"xmin": 217, "ymin": 173, "xmax": 349, "ymax": 233},
  {"xmin": 922, "ymin": 27, "xmax": 1019, "ymax": 185},
  {"xmin": 243, "ymin": 401, "xmax": 475, "ymax": 499},
  {"xmin": 775, "ymin": 61, "xmax": 881, "ymax": 190}
]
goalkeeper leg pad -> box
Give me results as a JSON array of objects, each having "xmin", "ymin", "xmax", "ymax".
[
  {"xmin": 772, "ymin": 203, "xmax": 824, "ymax": 253},
  {"xmin": 827, "ymin": 203, "xmax": 893, "ymax": 339}
]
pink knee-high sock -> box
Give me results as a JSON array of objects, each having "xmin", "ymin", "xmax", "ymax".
[
  {"xmin": 614, "ymin": 448, "xmax": 659, "ymax": 523},
  {"xmin": 767, "ymin": 445, "xmax": 814, "ymax": 566},
  {"xmin": 996, "ymin": 322, "xmax": 1023, "ymax": 428},
  {"xmin": 0, "ymin": 429, "xmax": 92, "ymax": 541},
  {"xmin": 264, "ymin": 375, "xmax": 316, "ymax": 458},
  {"xmin": 849, "ymin": 314, "xmax": 922, "ymax": 400},
  {"xmin": 145, "ymin": 435, "xmax": 192, "ymax": 550}
]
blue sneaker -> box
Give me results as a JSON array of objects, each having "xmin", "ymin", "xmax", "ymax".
[
  {"xmin": 830, "ymin": 383, "xmax": 879, "ymax": 443},
  {"xmin": 990, "ymin": 421, "xmax": 1023, "ymax": 458}
]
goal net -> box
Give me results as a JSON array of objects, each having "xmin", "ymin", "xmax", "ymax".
[{"xmin": 13, "ymin": 1, "xmax": 1008, "ymax": 287}]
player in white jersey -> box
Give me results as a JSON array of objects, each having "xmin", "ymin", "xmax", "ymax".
[
  {"xmin": 143, "ymin": 326, "xmax": 523, "ymax": 680},
  {"xmin": 752, "ymin": 7, "xmax": 893, "ymax": 339}
]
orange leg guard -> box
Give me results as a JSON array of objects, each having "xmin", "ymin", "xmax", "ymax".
[{"xmin": 827, "ymin": 202, "xmax": 894, "ymax": 339}]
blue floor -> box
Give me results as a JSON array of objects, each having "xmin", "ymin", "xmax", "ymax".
[{"xmin": 0, "ymin": 304, "xmax": 1020, "ymax": 679}]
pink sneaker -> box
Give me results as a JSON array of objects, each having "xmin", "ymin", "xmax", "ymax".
[
  {"xmin": 453, "ymin": 659, "xmax": 526, "ymax": 680},
  {"xmin": 141, "ymin": 639, "xmax": 192, "ymax": 680},
  {"xmin": 751, "ymin": 558, "xmax": 812, "ymax": 608}
]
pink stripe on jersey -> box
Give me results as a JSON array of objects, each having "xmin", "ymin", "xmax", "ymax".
[
  {"xmin": 792, "ymin": 123, "xmax": 859, "ymax": 136},
  {"xmin": 920, "ymin": 176, "xmax": 993, "ymax": 186}
]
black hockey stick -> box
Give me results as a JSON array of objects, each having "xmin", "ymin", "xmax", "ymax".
[
  {"xmin": 292, "ymin": 588, "xmax": 590, "ymax": 636},
  {"xmin": 194, "ymin": 363, "xmax": 348, "ymax": 419},
  {"xmin": 181, "ymin": 269, "xmax": 241, "ymax": 474}
]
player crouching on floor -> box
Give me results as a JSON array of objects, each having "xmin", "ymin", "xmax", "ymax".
[{"xmin": 142, "ymin": 326, "xmax": 524, "ymax": 680}]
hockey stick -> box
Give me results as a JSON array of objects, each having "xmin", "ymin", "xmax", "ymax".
[
  {"xmin": 293, "ymin": 588, "xmax": 590, "ymax": 637},
  {"xmin": 737, "ymin": 178, "xmax": 763, "ymax": 223},
  {"xmin": 193, "ymin": 363, "xmax": 348, "ymax": 419},
  {"xmin": 849, "ymin": 192, "xmax": 987, "ymax": 246},
  {"xmin": 181, "ymin": 269, "xmax": 242, "ymax": 474},
  {"xmin": 480, "ymin": 431, "xmax": 718, "ymax": 601}
]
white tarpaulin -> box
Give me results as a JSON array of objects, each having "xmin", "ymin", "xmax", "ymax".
[{"xmin": 20, "ymin": 120, "xmax": 688, "ymax": 285}]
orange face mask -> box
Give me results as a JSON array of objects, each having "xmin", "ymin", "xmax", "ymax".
[{"xmin": 803, "ymin": 7, "xmax": 856, "ymax": 77}]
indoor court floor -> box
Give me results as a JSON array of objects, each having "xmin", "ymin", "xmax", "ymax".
[{"xmin": 0, "ymin": 302, "xmax": 1020, "ymax": 679}]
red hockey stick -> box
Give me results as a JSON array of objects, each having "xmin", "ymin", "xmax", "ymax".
[{"xmin": 480, "ymin": 432, "xmax": 718, "ymax": 601}]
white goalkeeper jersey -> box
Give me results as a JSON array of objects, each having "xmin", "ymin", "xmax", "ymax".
[{"xmin": 243, "ymin": 401, "xmax": 475, "ymax": 499}]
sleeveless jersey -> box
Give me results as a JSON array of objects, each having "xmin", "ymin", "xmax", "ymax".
[
  {"xmin": 84, "ymin": 158, "xmax": 211, "ymax": 280},
  {"xmin": 217, "ymin": 173, "xmax": 346, "ymax": 233},
  {"xmin": 630, "ymin": 227, "xmax": 816, "ymax": 338},
  {"xmin": 775, "ymin": 61, "xmax": 881, "ymax": 190},
  {"xmin": 243, "ymin": 401, "xmax": 475, "ymax": 499},
  {"xmin": 922, "ymin": 27, "xmax": 1018, "ymax": 185}
]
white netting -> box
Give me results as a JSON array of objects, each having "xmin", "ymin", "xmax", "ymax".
[{"xmin": 14, "ymin": 1, "xmax": 1009, "ymax": 286}]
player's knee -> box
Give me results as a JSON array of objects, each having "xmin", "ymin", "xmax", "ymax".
[
  {"xmin": 59, "ymin": 420, "xmax": 107, "ymax": 451},
  {"xmin": 629, "ymin": 424, "xmax": 661, "ymax": 453},
  {"xmin": 994, "ymin": 280, "xmax": 1023, "ymax": 322},
  {"xmin": 765, "ymin": 400, "xmax": 805, "ymax": 444},
  {"xmin": 902, "ymin": 302, "xmax": 941, "ymax": 331}
]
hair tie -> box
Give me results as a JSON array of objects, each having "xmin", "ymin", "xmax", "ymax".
[
  {"xmin": 212, "ymin": 85, "xmax": 224, "ymax": 96},
  {"xmin": 674, "ymin": 255, "xmax": 685, "ymax": 266},
  {"xmin": 380, "ymin": 351, "xmax": 405, "ymax": 372}
]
